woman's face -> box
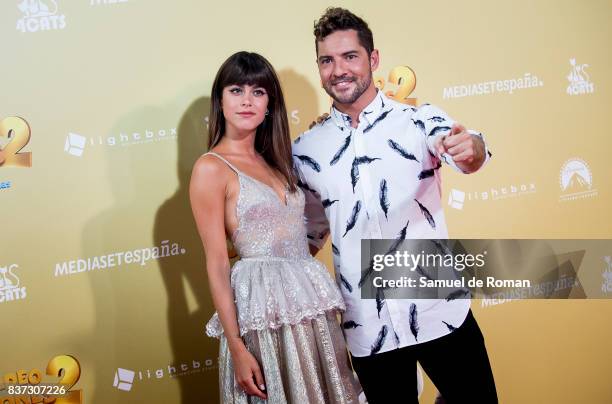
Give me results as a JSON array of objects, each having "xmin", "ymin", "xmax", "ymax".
[{"xmin": 221, "ymin": 84, "xmax": 269, "ymax": 134}]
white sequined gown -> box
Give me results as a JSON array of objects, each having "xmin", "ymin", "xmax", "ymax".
[{"xmin": 204, "ymin": 152, "xmax": 360, "ymax": 404}]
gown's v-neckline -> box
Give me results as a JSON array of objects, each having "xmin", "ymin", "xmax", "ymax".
[
  {"xmin": 205, "ymin": 151, "xmax": 289, "ymax": 207},
  {"xmin": 238, "ymin": 171, "xmax": 289, "ymax": 207}
]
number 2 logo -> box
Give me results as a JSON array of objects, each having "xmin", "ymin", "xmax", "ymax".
[
  {"xmin": 0, "ymin": 116, "xmax": 32, "ymax": 167},
  {"xmin": 375, "ymin": 66, "xmax": 418, "ymax": 106}
]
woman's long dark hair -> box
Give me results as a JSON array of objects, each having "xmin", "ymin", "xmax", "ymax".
[{"xmin": 208, "ymin": 51, "xmax": 297, "ymax": 192}]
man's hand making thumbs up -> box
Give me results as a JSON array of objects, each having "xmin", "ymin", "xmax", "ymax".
[{"xmin": 434, "ymin": 123, "xmax": 486, "ymax": 173}]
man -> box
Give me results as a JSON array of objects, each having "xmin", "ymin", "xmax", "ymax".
[{"xmin": 292, "ymin": 7, "xmax": 498, "ymax": 404}]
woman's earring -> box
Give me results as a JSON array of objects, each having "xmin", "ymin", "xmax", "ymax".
[{"xmin": 265, "ymin": 109, "xmax": 269, "ymax": 116}]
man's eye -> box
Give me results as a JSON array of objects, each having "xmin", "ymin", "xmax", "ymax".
[{"xmin": 347, "ymin": 54, "xmax": 357, "ymax": 60}]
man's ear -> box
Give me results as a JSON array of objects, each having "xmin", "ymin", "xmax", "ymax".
[{"xmin": 370, "ymin": 49, "xmax": 380, "ymax": 71}]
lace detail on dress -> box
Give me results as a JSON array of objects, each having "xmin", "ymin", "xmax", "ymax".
[{"xmin": 203, "ymin": 152, "xmax": 344, "ymax": 338}]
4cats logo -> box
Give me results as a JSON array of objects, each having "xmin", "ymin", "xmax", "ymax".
[
  {"xmin": 0, "ymin": 355, "xmax": 82, "ymax": 403},
  {"xmin": 374, "ymin": 66, "xmax": 418, "ymax": 106},
  {"xmin": 0, "ymin": 264, "xmax": 27, "ymax": 304},
  {"xmin": 16, "ymin": 0, "xmax": 66, "ymax": 33},
  {"xmin": 0, "ymin": 117, "xmax": 32, "ymax": 168}
]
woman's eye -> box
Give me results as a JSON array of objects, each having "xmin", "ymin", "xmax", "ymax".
[
  {"xmin": 229, "ymin": 87, "xmax": 242, "ymax": 94},
  {"xmin": 253, "ymin": 89, "xmax": 266, "ymax": 96}
]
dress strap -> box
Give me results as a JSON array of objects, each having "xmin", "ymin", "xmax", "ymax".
[{"xmin": 204, "ymin": 151, "xmax": 240, "ymax": 174}]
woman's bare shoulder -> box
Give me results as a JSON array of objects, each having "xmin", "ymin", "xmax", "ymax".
[{"xmin": 191, "ymin": 153, "xmax": 233, "ymax": 192}]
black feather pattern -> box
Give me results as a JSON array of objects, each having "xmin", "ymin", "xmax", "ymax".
[
  {"xmin": 409, "ymin": 303, "xmax": 419, "ymax": 341},
  {"xmin": 488, "ymin": 150, "xmax": 492, "ymax": 158},
  {"xmin": 342, "ymin": 200, "xmax": 362, "ymax": 237},
  {"xmin": 387, "ymin": 219, "xmax": 410, "ymax": 253},
  {"xmin": 428, "ymin": 116, "xmax": 446, "ymax": 123},
  {"xmin": 394, "ymin": 331, "xmax": 401, "ymax": 345},
  {"xmin": 412, "ymin": 119, "xmax": 425, "ymax": 134},
  {"xmin": 293, "ymin": 154, "xmax": 321, "ymax": 172},
  {"xmin": 402, "ymin": 106, "xmax": 417, "ymax": 112},
  {"xmin": 376, "ymin": 287, "xmax": 385, "ymax": 318},
  {"xmin": 416, "ymin": 264, "xmax": 434, "ymax": 281},
  {"xmin": 332, "ymin": 243, "xmax": 340, "ymax": 255},
  {"xmin": 431, "ymin": 239, "xmax": 453, "ymax": 256},
  {"xmin": 331, "ymin": 243, "xmax": 339, "ymax": 256},
  {"xmin": 388, "ymin": 139, "xmax": 419, "ymax": 162},
  {"xmin": 294, "ymin": 136, "xmax": 302, "ymax": 144},
  {"xmin": 330, "ymin": 135, "xmax": 352, "ymax": 166},
  {"xmin": 417, "ymin": 160, "xmax": 442, "ymax": 180},
  {"xmin": 358, "ymin": 219, "xmax": 409, "ymax": 288},
  {"xmin": 370, "ymin": 325, "xmax": 388, "ymax": 355},
  {"xmin": 296, "ymin": 179, "xmax": 316, "ymax": 193},
  {"xmin": 339, "ymin": 273, "xmax": 353, "ymax": 293},
  {"xmin": 445, "ymin": 289, "xmax": 470, "ymax": 301},
  {"xmin": 428, "ymin": 125, "xmax": 451, "ymax": 138},
  {"xmin": 379, "ymin": 179, "xmax": 389, "ymax": 219},
  {"xmin": 342, "ymin": 320, "xmax": 362, "ymax": 329},
  {"xmin": 442, "ymin": 321, "xmax": 457, "ymax": 332},
  {"xmin": 322, "ymin": 198, "xmax": 339, "ymax": 208},
  {"xmin": 380, "ymin": 97, "xmax": 386, "ymax": 109},
  {"xmin": 351, "ymin": 156, "xmax": 381, "ymax": 192},
  {"xmin": 363, "ymin": 109, "xmax": 393, "ymax": 133},
  {"xmin": 415, "ymin": 199, "xmax": 436, "ymax": 229}
]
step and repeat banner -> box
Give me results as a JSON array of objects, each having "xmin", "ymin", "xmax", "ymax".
[{"xmin": 1, "ymin": 1, "xmax": 611, "ymax": 403}]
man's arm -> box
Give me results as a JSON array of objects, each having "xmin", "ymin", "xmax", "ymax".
[
  {"xmin": 292, "ymin": 152, "xmax": 330, "ymax": 257},
  {"xmin": 434, "ymin": 123, "xmax": 487, "ymax": 173},
  {"xmin": 416, "ymin": 104, "xmax": 491, "ymax": 174}
]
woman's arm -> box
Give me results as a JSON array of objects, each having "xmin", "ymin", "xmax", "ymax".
[{"xmin": 189, "ymin": 156, "xmax": 267, "ymax": 399}]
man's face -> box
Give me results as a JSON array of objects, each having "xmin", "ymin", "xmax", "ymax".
[{"xmin": 316, "ymin": 29, "xmax": 378, "ymax": 105}]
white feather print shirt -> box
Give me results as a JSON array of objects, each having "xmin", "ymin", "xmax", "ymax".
[{"xmin": 292, "ymin": 91, "xmax": 491, "ymax": 357}]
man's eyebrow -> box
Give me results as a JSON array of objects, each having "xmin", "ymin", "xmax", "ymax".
[{"xmin": 317, "ymin": 50, "xmax": 359, "ymax": 61}]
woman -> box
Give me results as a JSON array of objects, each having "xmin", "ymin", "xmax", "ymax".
[{"xmin": 189, "ymin": 51, "xmax": 360, "ymax": 403}]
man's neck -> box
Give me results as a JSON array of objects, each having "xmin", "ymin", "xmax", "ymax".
[{"xmin": 333, "ymin": 82, "xmax": 378, "ymax": 128}]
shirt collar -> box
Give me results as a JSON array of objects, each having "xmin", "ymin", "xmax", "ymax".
[{"xmin": 330, "ymin": 90, "xmax": 387, "ymax": 131}]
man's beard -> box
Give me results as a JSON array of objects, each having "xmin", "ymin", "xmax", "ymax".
[{"xmin": 324, "ymin": 73, "xmax": 372, "ymax": 105}]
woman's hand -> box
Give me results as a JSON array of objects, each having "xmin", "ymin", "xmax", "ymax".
[{"xmin": 231, "ymin": 345, "xmax": 267, "ymax": 399}]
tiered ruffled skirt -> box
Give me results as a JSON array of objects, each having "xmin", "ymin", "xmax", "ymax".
[{"xmin": 206, "ymin": 257, "xmax": 360, "ymax": 403}]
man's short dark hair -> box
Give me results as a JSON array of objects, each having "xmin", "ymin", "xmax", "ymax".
[{"xmin": 314, "ymin": 7, "xmax": 374, "ymax": 55}]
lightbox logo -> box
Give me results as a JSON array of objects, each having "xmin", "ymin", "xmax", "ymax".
[
  {"xmin": 0, "ymin": 264, "xmax": 27, "ymax": 304},
  {"xmin": 16, "ymin": 0, "xmax": 66, "ymax": 33},
  {"xmin": 602, "ymin": 256, "xmax": 612, "ymax": 294},
  {"xmin": 0, "ymin": 181, "xmax": 11, "ymax": 191},
  {"xmin": 66, "ymin": 127, "xmax": 178, "ymax": 154},
  {"xmin": 448, "ymin": 188, "xmax": 466, "ymax": 210},
  {"xmin": 113, "ymin": 368, "xmax": 135, "ymax": 392},
  {"xmin": 566, "ymin": 58, "xmax": 594, "ymax": 95},
  {"xmin": 65, "ymin": 132, "xmax": 86, "ymax": 157},
  {"xmin": 559, "ymin": 158, "xmax": 597, "ymax": 201}
]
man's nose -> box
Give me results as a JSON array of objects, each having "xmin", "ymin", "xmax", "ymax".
[{"xmin": 332, "ymin": 60, "xmax": 349, "ymax": 78}]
